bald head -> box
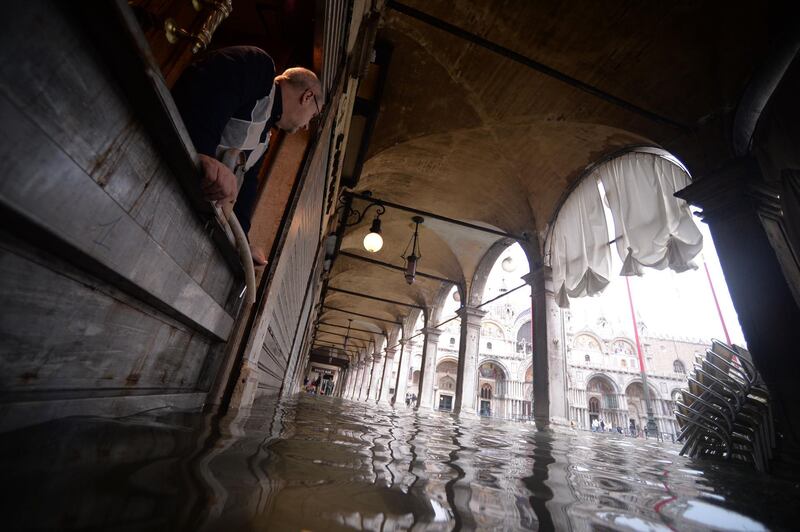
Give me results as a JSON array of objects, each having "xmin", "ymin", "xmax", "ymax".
[
  {"xmin": 277, "ymin": 67, "xmax": 322, "ymax": 95},
  {"xmin": 275, "ymin": 67, "xmax": 323, "ymax": 133}
]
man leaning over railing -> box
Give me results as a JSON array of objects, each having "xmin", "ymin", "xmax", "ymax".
[{"xmin": 173, "ymin": 46, "xmax": 322, "ymax": 265}]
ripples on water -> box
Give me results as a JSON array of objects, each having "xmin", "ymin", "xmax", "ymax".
[{"xmin": 1, "ymin": 394, "xmax": 798, "ymax": 530}]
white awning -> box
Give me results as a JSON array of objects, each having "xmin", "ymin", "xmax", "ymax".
[
  {"xmin": 549, "ymin": 176, "xmax": 611, "ymax": 308},
  {"xmin": 549, "ymin": 151, "xmax": 703, "ymax": 308},
  {"xmin": 598, "ymin": 152, "xmax": 702, "ymax": 275}
]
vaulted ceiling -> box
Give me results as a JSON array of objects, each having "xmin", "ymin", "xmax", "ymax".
[{"xmin": 314, "ymin": 0, "xmax": 775, "ymax": 360}]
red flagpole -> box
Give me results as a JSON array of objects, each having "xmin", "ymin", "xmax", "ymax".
[
  {"xmin": 703, "ymin": 261, "xmax": 731, "ymax": 344},
  {"xmin": 625, "ymin": 276, "xmax": 658, "ymax": 437},
  {"xmin": 626, "ymin": 276, "xmax": 647, "ymax": 372}
]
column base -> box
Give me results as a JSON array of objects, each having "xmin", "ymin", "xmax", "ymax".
[
  {"xmin": 415, "ymin": 401, "xmax": 433, "ymax": 411},
  {"xmin": 535, "ymin": 416, "xmax": 550, "ymax": 431},
  {"xmin": 455, "ymin": 407, "xmax": 477, "ymax": 418}
]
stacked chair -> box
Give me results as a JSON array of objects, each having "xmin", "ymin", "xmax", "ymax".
[{"xmin": 675, "ymin": 340, "xmax": 775, "ymax": 472}]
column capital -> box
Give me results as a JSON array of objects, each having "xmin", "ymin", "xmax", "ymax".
[
  {"xmin": 372, "ymin": 352, "xmax": 383, "ymax": 361},
  {"xmin": 521, "ymin": 269, "xmax": 548, "ymax": 297},
  {"xmin": 456, "ymin": 306, "xmax": 487, "ymax": 323},
  {"xmin": 674, "ymin": 156, "xmax": 768, "ymax": 224},
  {"xmin": 421, "ymin": 327, "xmax": 443, "ymax": 340},
  {"xmin": 520, "ymin": 271, "xmax": 537, "ymax": 285},
  {"xmin": 385, "ymin": 347, "xmax": 397, "ymax": 358}
]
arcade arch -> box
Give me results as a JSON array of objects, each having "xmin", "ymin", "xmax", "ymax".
[{"xmin": 584, "ymin": 375, "xmax": 626, "ymax": 430}]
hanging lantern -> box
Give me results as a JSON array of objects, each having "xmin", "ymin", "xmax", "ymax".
[
  {"xmin": 402, "ymin": 216, "xmax": 424, "ymax": 285},
  {"xmin": 362, "ymin": 214, "xmax": 384, "ymax": 252},
  {"xmin": 404, "ymin": 254, "xmax": 418, "ymax": 284}
]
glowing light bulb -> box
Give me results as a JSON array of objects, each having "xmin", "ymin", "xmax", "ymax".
[{"xmin": 363, "ymin": 231, "xmax": 383, "ymax": 252}]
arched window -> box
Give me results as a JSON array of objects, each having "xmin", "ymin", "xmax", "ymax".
[
  {"xmin": 673, "ymin": 360, "xmax": 685, "ymax": 374},
  {"xmin": 480, "ymin": 384, "xmax": 493, "ymax": 399},
  {"xmin": 584, "ymin": 354, "xmax": 591, "ymax": 362},
  {"xmin": 620, "ymin": 359, "xmax": 627, "ymax": 368},
  {"xmin": 517, "ymin": 320, "xmax": 532, "ymax": 354},
  {"xmin": 588, "ymin": 396, "xmax": 600, "ymax": 413},
  {"xmin": 482, "ymin": 323, "xmax": 503, "ymax": 338},
  {"xmin": 575, "ymin": 334, "xmax": 602, "ymax": 352},
  {"xmin": 486, "ymin": 341, "xmax": 493, "ymax": 350},
  {"xmin": 437, "ymin": 360, "xmax": 458, "ymax": 375},
  {"xmin": 449, "ymin": 337, "xmax": 455, "ymax": 345},
  {"xmin": 612, "ymin": 341, "xmax": 633, "ymax": 356},
  {"xmin": 479, "ymin": 362, "xmax": 505, "ymax": 380}
]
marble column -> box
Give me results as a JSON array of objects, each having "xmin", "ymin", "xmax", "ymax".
[
  {"xmin": 379, "ymin": 347, "xmax": 396, "ymax": 404},
  {"xmin": 417, "ymin": 327, "xmax": 442, "ymax": 410},
  {"xmin": 347, "ymin": 361, "xmax": 358, "ymax": 399},
  {"xmin": 454, "ymin": 307, "xmax": 486, "ymax": 415},
  {"xmin": 349, "ymin": 363, "xmax": 361, "ymax": 399},
  {"xmin": 357, "ymin": 359, "xmax": 368, "ymax": 401},
  {"xmin": 344, "ymin": 368, "xmax": 354, "ymax": 398},
  {"xmin": 346, "ymin": 368, "xmax": 355, "ymax": 398},
  {"xmin": 392, "ymin": 340, "xmax": 408, "ymax": 405},
  {"xmin": 522, "ymin": 267, "xmax": 550, "ymax": 430},
  {"xmin": 545, "ymin": 281, "xmax": 569, "ymax": 424},
  {"xmin": 361, "ymin": 357, "xmax": 373, "ymax": 401},
  {"xmin": 369, "ymin": 351, "xmax": 383, "ymax": 402},
  {"xmin": 336, "ymin": 369, "xmax": 347, "ymax": 398}
]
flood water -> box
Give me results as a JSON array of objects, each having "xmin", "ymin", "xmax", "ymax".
[{"xmin": 1, "ymin": 394, "xmax": 799, "ymax": 531}]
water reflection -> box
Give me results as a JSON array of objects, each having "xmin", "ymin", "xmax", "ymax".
[{"xmin": 0, "ymin": 394, "xmax": 798, "ymax": 530}]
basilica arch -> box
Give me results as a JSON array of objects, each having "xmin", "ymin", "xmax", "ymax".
[
  {"xmin": 574, "ymin": 373, "xmax": 626, "ymax": 430},
  {"xmin": 435, "ymin": 358, "xmax": 459, "ymax": 410},
  {"xmin": 477, "ymin": 360, "xmax": 508, "ymax": 417},
  {"xmin": 624, "ymin": 380, "xmax": 677, "ymax": 436}
]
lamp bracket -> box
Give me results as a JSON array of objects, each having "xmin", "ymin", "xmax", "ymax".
[{"xmin": 339, "ymin": 198, "xmax": 385, "ymax": 227}]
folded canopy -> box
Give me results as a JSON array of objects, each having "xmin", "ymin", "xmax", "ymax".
[
  {"xmin": 599, "ymin": 152, "xmax": 702, "ymax": 275},
  {"xmin": 549, "ymin": 176, "xmax": 611, "ymax": 308},
  {"xmin": 549, "ymin": 151, "xmax": 703, "ymax": 308}
]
